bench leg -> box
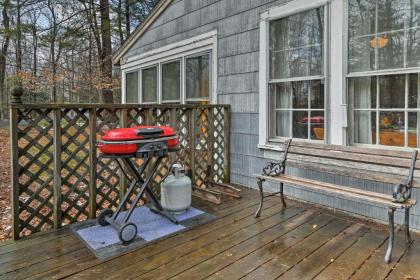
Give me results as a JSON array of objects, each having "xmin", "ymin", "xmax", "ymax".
[
  {"xmin": 385, "ymin": 207, "xmax": 395, "ymax": 264},
  {"xmin": 255, "ymin": 178, "xmax": 265, "ymax": 218},
  {"xmin": 404, "ymin": 208, "xmax": 412, "ymax": 246},
  {"xmin": 280, "ymin": 183, "xmax": 287, "ymax": 208}
]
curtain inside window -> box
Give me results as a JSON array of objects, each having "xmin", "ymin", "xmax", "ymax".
[{"xmin": 351, "ymin": 77, "xmax": 373, "ymax": 144}]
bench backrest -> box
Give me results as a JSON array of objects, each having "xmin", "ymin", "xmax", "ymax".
[{"xmin": 278, "ymin": 140, "xmax": 420, "ymax": 188}]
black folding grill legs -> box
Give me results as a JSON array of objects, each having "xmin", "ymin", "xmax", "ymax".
[
  {"xmin": 98, "ymin": 155, "xmax": 178, "ymax": 244},
  {"xmin": 384, "ymin": 207, "xmax": 395, "ymax": 264}
]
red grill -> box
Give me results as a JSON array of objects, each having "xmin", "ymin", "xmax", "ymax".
[
  {"xmin": 96, "ymin": 125, "xmax": 180, "ymax": 244},
  {"xmin": 97, "ymin": 125, "xmax": 180, "ymax": 157}
]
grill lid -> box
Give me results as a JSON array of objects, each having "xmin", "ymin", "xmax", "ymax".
[{"xmin": 101, "ymin": 125, "xmax": 176, "ymax": 141}]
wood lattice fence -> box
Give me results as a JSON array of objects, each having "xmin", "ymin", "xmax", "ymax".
[{"xmin": 9, "ymin": 104, "xmax": 230, "ymax": 239}]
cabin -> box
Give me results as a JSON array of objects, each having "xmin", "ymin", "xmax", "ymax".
[
  {"xmin": 3, "ymin": 0, "xmax": 420, "ymax": 278},
  {"xmin": 113, "ymin": 0, "xmax": 420, "ymax": 230}
]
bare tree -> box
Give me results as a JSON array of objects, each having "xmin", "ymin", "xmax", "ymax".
[{"xmin": 0, "ymin": 0, "xmax": 11, "ymax": 118}]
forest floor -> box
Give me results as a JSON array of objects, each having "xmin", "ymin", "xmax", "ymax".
[{"xmin": 0, "ymin": 126, "xmax": 11, "ymax": 241}]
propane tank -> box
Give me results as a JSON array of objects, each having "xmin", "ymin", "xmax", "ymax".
[{"xmin": 161, "ymin": 163, "xmax": 192, "ymax": 214}]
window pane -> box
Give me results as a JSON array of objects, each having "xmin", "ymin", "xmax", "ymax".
[
  {"xmin": 377, "ymin": 0, "xmax": 419, "ymax": 33},
  {"xmin": 270, "ymin": 7, "xmax": 324, "ymax": 79},
  {"xmin": 407, "ymin": 28, "xmax": 420, "ymax": 67},
  {"xmin": 354, "ymin": 111, "xmax": 376, "ymax": 144},
  {"xmin": 408, "ymin": 112, "xmax": 418, "ymax": 148},
  {"xmin": 349, "ymin": 77, "xmax": 377, "ymax": 109},
  {"xmin": 292, "ymin": 82, "xmax": 309, "ymax": 109},
  {"xmin": 348, "ymin": 0, "xmax": 376, "ymax": 36},
  {"xmin": 379, "ymin": 75, "xmax": 405, "ymax": 108},
  {"xmin": 272, "ymin": 83, "xmax": 291, "ymax": 109},
  {"xmin": 348, "ymin": 37, "xmax": 375, "ymax": 72},
  {"xmin": 126, "ymin": 71, "xmax": 138, "ymax": 103},
  {"xmin": 310, "ymin": 80, "xmax": 324, "ymax": 109},
  {"xmin": 186, "ymin": 54, "xmax": 210, "ymax": 100},
  {"xmin": 310, "ymin": 111, "xmax": 324, "ymax": 140},
  {"xmin": 142, "ymin": 67, "xmax": 157, "ymax": 103},
  {"xmin": 293, "ymin": 111, "xmax": 309, "ymax": 139},
  {"xmin": 377, "ymin": 31, "xmax": 404, "ymax": 70},
  {"xmin": 276, "ymin": 111, "xmax": 291, "ymax": 137},
  {"xmin": 379, "ymin": 111, "xmax": 405, "ymax": 147},
  {"xmin": 409, "ymin": 74, "xmax": 420, "ymax": 108},
  {"xmin": 162, "ymin": 61, "xmax": 181, "ymax": 101}
]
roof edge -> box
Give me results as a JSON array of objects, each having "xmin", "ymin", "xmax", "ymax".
[{"xmin": 112, "ymin": 0, "xmax": 175, "ymax": 66}]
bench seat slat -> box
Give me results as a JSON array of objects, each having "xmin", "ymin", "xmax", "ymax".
[
  {"xmin": 286, "ymin": 154, "xmax": 417, "ymax": 179},
  {"xmin": 287, "ymin": 146, "xmax": 420, "ymax": 170},
  {"xmin": 284, "ymin": 160, "xmax": 420, "ymax": 189},
  {"xmin": 276, "ymin": 140, "xmax": 417, "ymax": 159},
  {"xmin": 256, "ymin": 174, "xmax": 416, "ymax": 209}
]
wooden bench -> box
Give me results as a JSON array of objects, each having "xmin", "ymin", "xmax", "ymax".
[{"xmin": 255, "ymin": 139, "xmax": 418, "ymax": 264}]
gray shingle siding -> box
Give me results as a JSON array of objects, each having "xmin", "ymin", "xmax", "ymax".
[{"xmin": 122, "ymin": 0, "xmax": 420, "ymax": 230}]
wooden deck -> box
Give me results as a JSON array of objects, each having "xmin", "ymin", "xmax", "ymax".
[{"xmin": 0, "ymin": 186, "xmax": 419, "ymax": 280}]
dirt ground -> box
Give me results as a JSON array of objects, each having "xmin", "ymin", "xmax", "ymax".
[{"xmin": 0, "ymin": 127, "xmax": 11, "ymax": 242}]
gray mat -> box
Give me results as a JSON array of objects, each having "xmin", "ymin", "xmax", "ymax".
[{"xmin": 71, "ymin": 206, "xmax": 215, "ymax": 260}]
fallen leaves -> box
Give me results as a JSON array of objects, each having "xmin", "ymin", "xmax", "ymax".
[{"xmin": 0, "ymin": 127, "xmax": 12, "ymax": 242}]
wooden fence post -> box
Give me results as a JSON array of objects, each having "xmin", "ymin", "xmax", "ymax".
[
  {"xmin": 52, "ymin": 109, "xmax": 62, "ymax": 229},
  {"xmin": 88, "ymin": 109, "xmax": 97, "ymax": 219},
  {"xmin": 189, "ymin": 108, "xmax": 196, "ymax": 187},
  {"xmin": 119, "ymin": 108, "xmax": 128, "ymax": 200},
  {"xmin": 10, "ymin": 107, "xmax": 20, "ymax": 240},
  {"xmin": 207, "ymin": 107, "xmax": 215, "ymax": 182},
  {"xmin": 223, "ymin": 106, "xmax": 231, "ymax": 183}
]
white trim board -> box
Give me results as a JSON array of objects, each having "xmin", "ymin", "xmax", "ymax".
[
  {"xmin": 121, "ymin": 30, "xmax": 218, "ymax": 69},
  {"xmin": 260, "ymin": 0, "xmax": 331, "ymax": 21}
]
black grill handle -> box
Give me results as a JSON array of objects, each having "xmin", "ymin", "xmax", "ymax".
[{"xmin": 136, "ymin": 127, "xmax": 163, "ymax": 138}]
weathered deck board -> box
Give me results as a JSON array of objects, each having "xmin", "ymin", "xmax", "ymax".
[
  {"xmin": 313, "ymin": 229, "xmax": 387, "ymax": 280},
  {"xmin": 0, "ymin": 186, "xmax": 419, "ymax": 280}
]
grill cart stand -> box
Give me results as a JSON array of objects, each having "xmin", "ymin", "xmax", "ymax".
[{"xmin": 97, "ymin": 126, "xmax": 179, "ymax": 244}]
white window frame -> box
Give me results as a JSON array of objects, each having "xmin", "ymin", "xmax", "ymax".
[
  {"xmin": 121, "ymin": 30, "xmax": 217, "ymax": 105},
  {"xmin": 258, "ymin": 0, "xmax": 347, "ymax": 149}
]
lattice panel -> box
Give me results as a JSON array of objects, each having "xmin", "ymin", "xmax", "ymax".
[
  {"xmin": 95, "ymin": 109, "xmax": 121, "ymax": 212},
  {"xmin": 16, "ymin": 108, "xmax": 55, "ymax": 236},
  {"xmin": 211, "ymin": 107, "xmax": 227, "ymax": 183},
  {"xmin": 127, "ymin": 108, "xmax": 146, "ymax": 127},
  {"xmin": 174, "ymin": 108, "xmax": 191, "ymax": 172},
  {"xmin": 60, "ymin": 108, "xmax": 90, "ymax": 224},
  {"xmin": 194, "ymin": 108, "xmax": 211, "ymax": 188}
]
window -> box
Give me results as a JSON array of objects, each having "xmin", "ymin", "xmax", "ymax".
[
  {"xmin": 142, "ymin": 66, "xmax": 158, "ymax": 103},
  {"xmin": 186, "ymin": 54, "xmax": 210, "ymax": 102},
  {"xmin": 349, "ymin": 0, "xmax": 420, "ymax": 148},
  {"xmin": 162, "ymin": 61, "xmax": 181, "ymax": 102},
  {"xmin": 125, "ymin": 71, "xmax": 139, "ymax": 103},
  {"xmin": 268, "ymin": 7, "xmax": 326, "ymax": 141},
  {"xmin": 122, "ymin": 31, "xmax": 217, "ymax": 105}
]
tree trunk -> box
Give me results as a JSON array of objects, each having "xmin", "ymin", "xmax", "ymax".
[
  {"xmin": 32, "ymin": 22, "xmax": 37, "ymax": 103},
  {"xmin": 16, "ymin": 0, "xmax": 22, "ymax": 75},
  {"xmin": 125, "ymin": 0, "xmax": 130, "ymax": 38},
  {"xmin": 99, "ymin": 0, "xmax": 113, "ymax": 103},
  {"xmin": 117, "ymin": 0, "xmax": 124, "ymax": 45},
  {"xmin": 0, "ymin": 0, "xmax": 10, "ymax": 119}
]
